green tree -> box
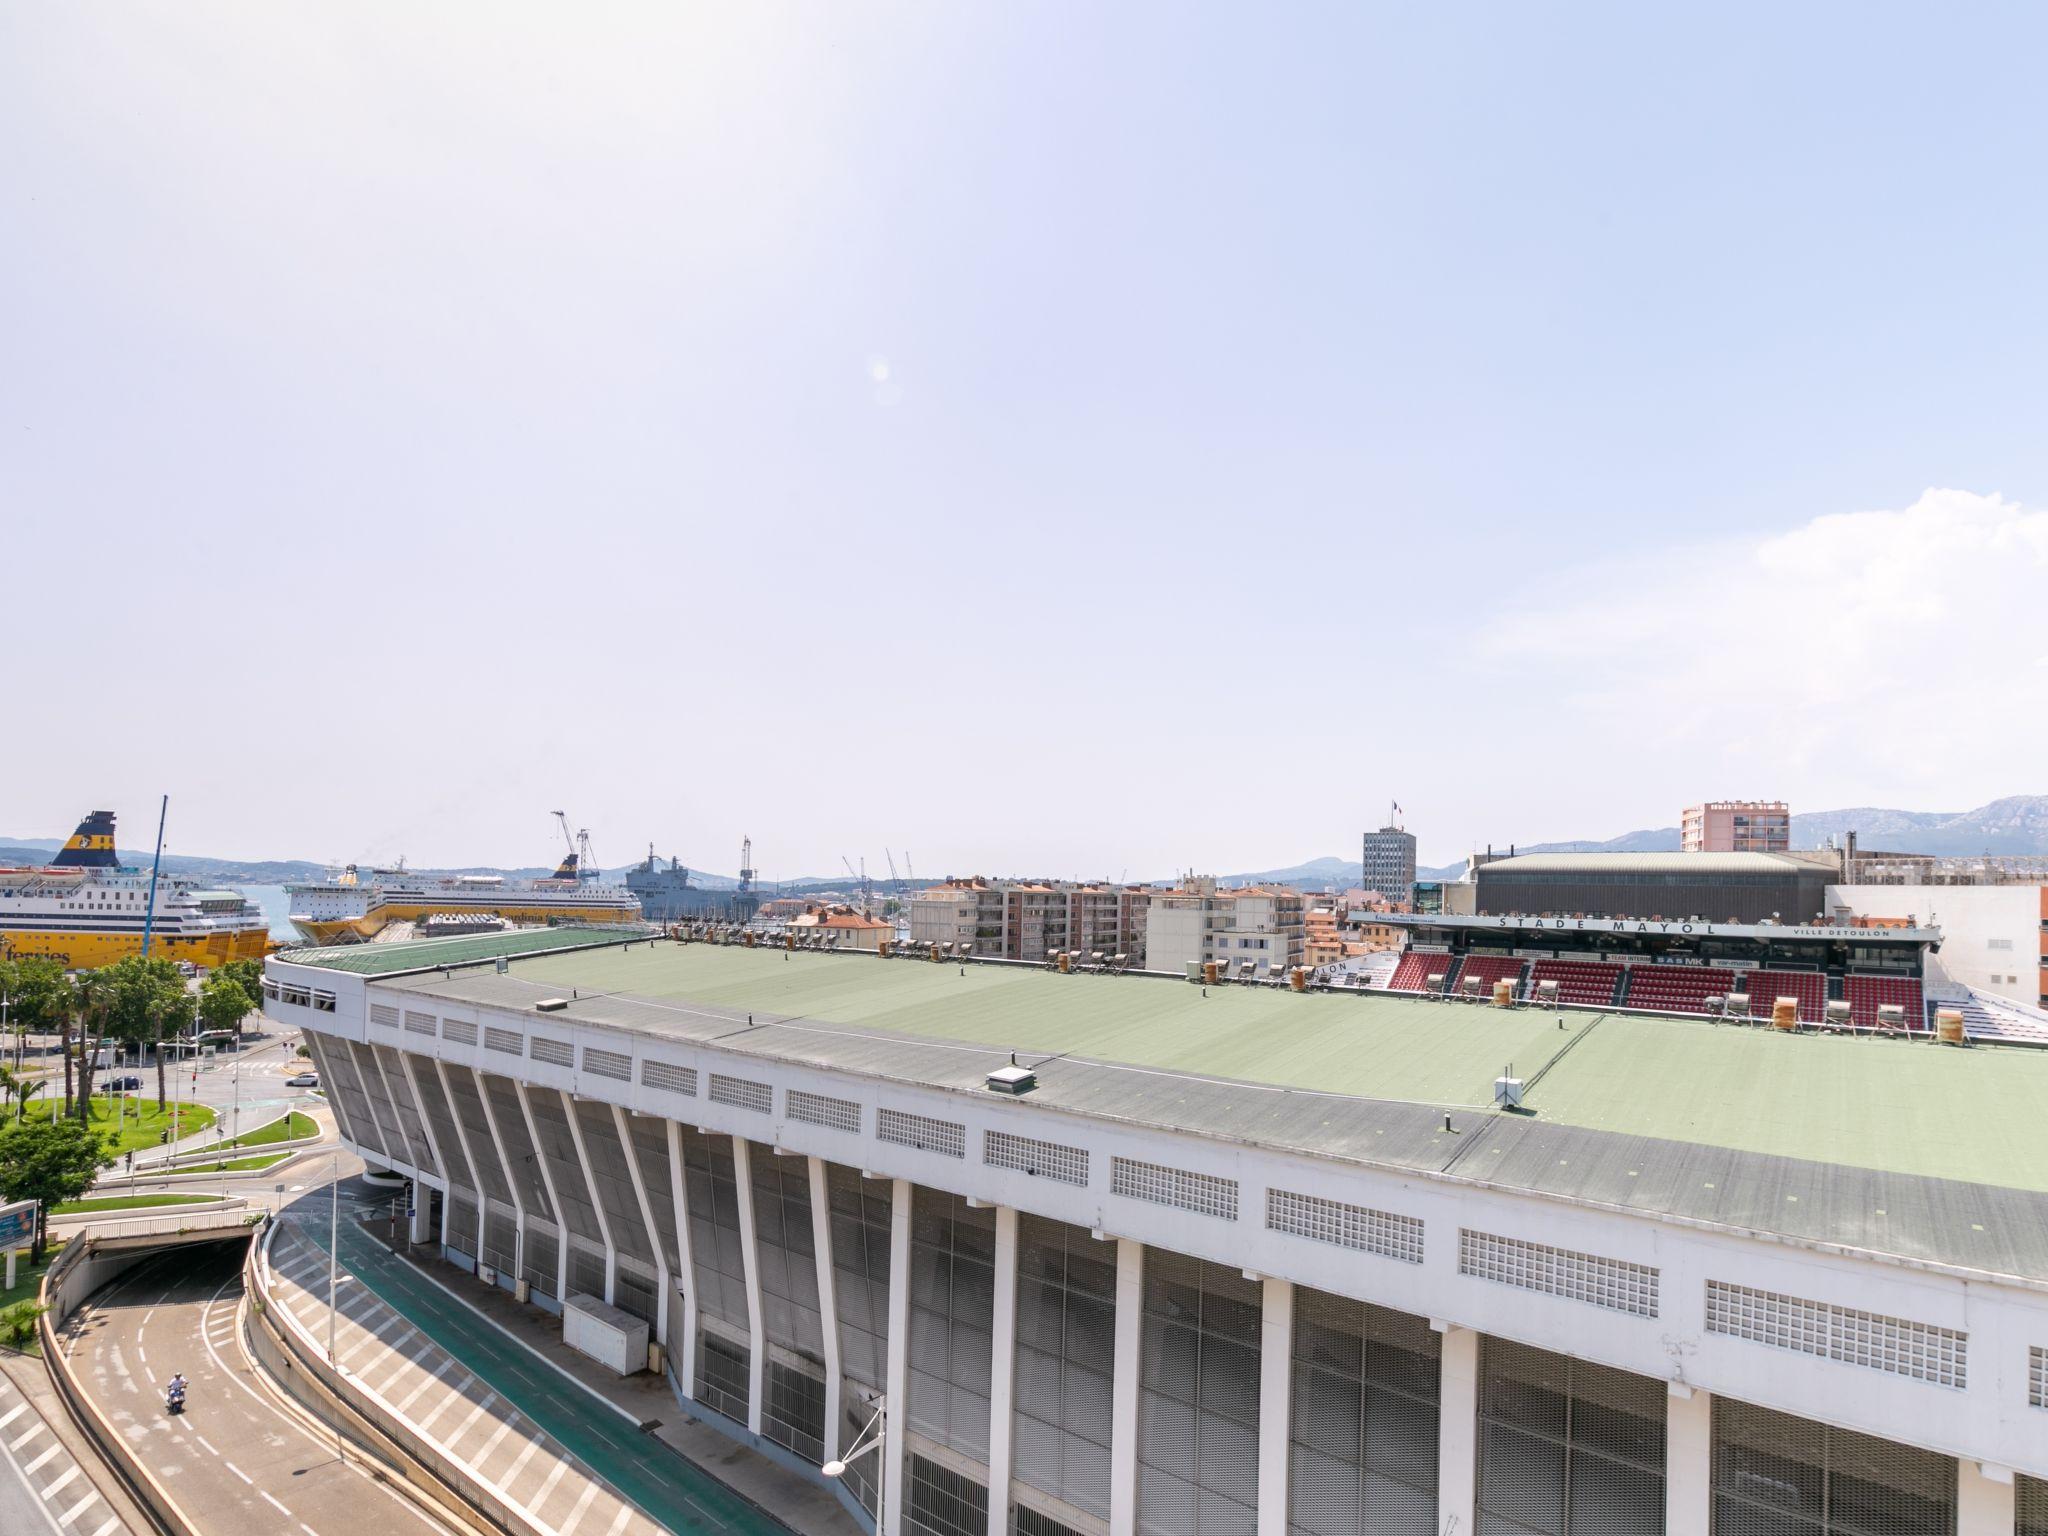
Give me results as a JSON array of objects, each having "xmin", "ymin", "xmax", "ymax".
[
  {"xmin": 98, "ymin": 957, "xmax": 187, "ymax": 1114},
  {"xmin": 0, "ymin": 1115, "xmax": 113, "ymax": 1262},
  {"xmin": 0, "ymin": 956, "xmax": 69, "ymax": 1043},
  {"xmin": 216, "ymin": 958, "xmax": 264, "ymax": 1015},
  {"xmin": 198, "ymin": 970, "xmax": 255, "ymax": 1038},
  {"xmin": 151, "ymin": 987, "xmax": 196, "ymax": 1112},
  {"xmin": 0, "ymin": 1063, "xmax": 42, "ymax": 1124}
]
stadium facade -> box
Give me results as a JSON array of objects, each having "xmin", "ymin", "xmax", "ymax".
[{"xmin": 267, "ymin": 928, "xmax": 2048, "ymax": 1536}]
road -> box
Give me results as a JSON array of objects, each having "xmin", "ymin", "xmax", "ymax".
[
  {"xmin": 0, "ymin": 1357, "xmax": 138, "ymax": 1536},
  {"xmin": 63, "ymin": 1239, "xmax": 461, "ymax": 1536}
]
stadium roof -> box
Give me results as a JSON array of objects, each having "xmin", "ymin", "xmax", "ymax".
[
  {"xmin": 274, "ymin": 924, "xmax": 650, "ymax": 975},
  {"xmin": 280, "ymin": 931, "xmax": 2048, "ymax": 1282},
  {"xmin": 1478, "ymin": 851, "xmax": 1839, "ymax": 875}
]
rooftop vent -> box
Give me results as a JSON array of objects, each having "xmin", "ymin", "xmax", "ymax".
[
  {"xmin": 987, "ymin": 1060, "xmax": 1037, "ymax": 1096},
  {"xmin": 535, "ymin": 998, "xmax": 570, "ymax": 1013}
]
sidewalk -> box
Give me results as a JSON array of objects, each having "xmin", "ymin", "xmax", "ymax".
[
  {"xmin": 266, "ymin": 1217, "xmax": 855, "ymax": 1536},
  {"xmin": 386, "ymin": 1243, "xmax": 862, "ymax": 1536}
]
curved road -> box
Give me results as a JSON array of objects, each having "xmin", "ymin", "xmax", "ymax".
[{"xmin": 63, "ymin": 1241, "xmax": 460, "ymax": 1536}]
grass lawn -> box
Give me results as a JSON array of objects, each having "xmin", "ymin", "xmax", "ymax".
[
  {"xmin": 54, "ymin": 1193, "xmax": 225, "ymax": 1215},
  {"xmin": 167, "ymin": 1152, "xmax": 289, "ymax": 1175},
  {"xmin": 221, "ymin": 1111, "xmax": 318, "ymax": 1150},
  {"xmin": 0, "ymin": 1243, "xmax": 62, "ymax": 1311},
  {"xmin": 15, "ymin": 1097, "xmax": 217, "ymax": 1157}
]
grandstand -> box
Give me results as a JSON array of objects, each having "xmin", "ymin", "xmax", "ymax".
[
  {"xmin": 1742, "ymin": 967, "xmax": 1829, "ymax": 1024},
  {"xmin": 1527, "ymin": 957, "xmax": 1622, "ymax": 1007},
  {"xmin": 1448, "ymin": 953, "xmax": 1527, "ymax": 995},
  {"xmin": 1619, "ymin": 963, "xmax": 1739, "ymax": 1016},
  {"xmin": 1846, "ymin": 971, "xmax": 1927, "ymax": 1031},
  {"xmin": 1387, "ymin": 949, "xmax": 1455, "ymax": 993}
]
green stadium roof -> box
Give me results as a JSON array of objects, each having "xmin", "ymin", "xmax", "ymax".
[{"xmin": 274, "ymin": 924, "xmax": 651, "ymax": 976}]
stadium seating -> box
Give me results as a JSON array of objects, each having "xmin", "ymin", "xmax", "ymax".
[
  {"xmin": 1451, "ymin": 954, "xmax": 1529, "ymax": 996},
  {"xmin": 1527, "ymin": 959, "xmax": 1623, "ymax": 1008},
  {"xmin": 1348, "ymin": 951, "xmax": 1401, "ymax": 990},
  {"xmin": 1741, "ymin": 969, "xmax": 1828, "ymax": 1024},
  {"xmin": 1619, "ymin": 965, "xmax": 1739, "ymax": 1016},
  {"xmin": 1845, "ymin": 974, "xmax": 1926, "ymax": 1031},
  {"xmin": 1388, "ymin": 951, "xmax": 1457, "ymax": 993}
]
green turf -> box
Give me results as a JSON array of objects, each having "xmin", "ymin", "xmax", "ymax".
[
  {"xmin": 54, "ymin": 1193, "xmax": 226, "ymax": 1215},
  {"xmin": 16, "ymin": 1097, "xmax": 217, "ymax": 1156},
  {"xmin": 220, "ymin": 1111, "xmax": 318, "ymax": 1149},
  {"xmin": 168, "ymin": 1152, "xmax": 290, "ymax": 1175},
  {"xmin": 0, "ymin": 1244, "xmax": 61, "ymax": 1310}
]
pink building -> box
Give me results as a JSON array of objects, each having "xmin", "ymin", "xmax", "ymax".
[{"xmin": 1681, "ymin": 800, "xmax": 1790, "ymax": 853}]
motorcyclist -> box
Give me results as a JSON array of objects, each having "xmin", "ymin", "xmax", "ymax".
[{"xmin": 166, "ymin": 1373, "xmax": 186, "ymax": 1410}]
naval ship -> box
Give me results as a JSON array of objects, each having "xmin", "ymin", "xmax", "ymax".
[
  {"xmin": 625, "ymin": 843, "xmax": 760, "ymax": 923},
  {"xmin": 0, "ymin": 811, "xmax": 270, "ymax": 968},
  {"xmin": 286, "ymin": 846, "xmax": 642, "ymax": 944}
]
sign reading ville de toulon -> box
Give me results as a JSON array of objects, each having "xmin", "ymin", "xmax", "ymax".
[{"xmin": 1348, "ymin": 912, "xmax": 1941, "ymax": 944}]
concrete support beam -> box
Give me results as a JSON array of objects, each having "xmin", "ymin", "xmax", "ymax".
[
  {"xmin": 732, "ymin": 1135, "xmax": 767, "ymax": 1438},
  {"xmin": 397, "ymin": 1057, "xmax": 456, "ymax": 1249},
  {"xmin": 558, "ymin": 1091, "xmax": 618, "ymax": 1307},
  {"xmin": 469, "ymin": 1068, "xmax": 527, "ymax": 1287},
  {"xmin": 1664, "ymin": 1384, "xmax": 1711, "ymax": 1536},
  {"xmin": 668, "ymin": 1121, "xmax": 699, "ymax": 1397},
  {"xmin": 1436, "ymin": 1323, "xmax": 1478, "ymax": 1536},
  {"xmin": 512, "ymin": 1082, "xmax": 571, "ymax": 1302},
  {"xmin": 613, "ymin": 1106, "xmax": 671, "ymax": 1348},
  {"xmin": 1109, "ymin": 1238, "xmax": 1144, "ymax": 1536},
  {"xmin": 1958, "ymin": 1459, "xmax": 2016, "ymax": 1536},
  {"xmin": 433, "ymin": 1061, "xmax": 491, "ymax": 1263},
  {"xmin": 1257, "ymin": 1276, "xmax": 1293, "ymax": 1536},
  {"xmin": 985, "ymin": 1206, "xmax": 1019, "ymax": 1536},
  {"xmin": 883, "ymin": 1178, "xmax": 912, "ymax": 1536},
  {"xmin": 808, "ymin": 1157, "xmax": 843, "ymax": 1464}
]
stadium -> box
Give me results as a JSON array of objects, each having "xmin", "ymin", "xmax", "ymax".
[{"xmin": 266, "ymin": 921, "xmax": 2048, "ymax": 1536}]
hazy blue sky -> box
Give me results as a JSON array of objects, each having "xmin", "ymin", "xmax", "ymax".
[{"xmin": 5, "ymin": 5, "xmax": 2046, "ymax": 878}]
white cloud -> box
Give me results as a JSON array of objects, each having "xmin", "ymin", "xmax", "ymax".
[{"xmin": 1472, "ymin": 489, "xmax": 2048, "ymax": 806}]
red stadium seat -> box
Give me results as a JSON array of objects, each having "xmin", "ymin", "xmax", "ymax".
[
  {"xmin": 1526, "ymin": 959, "xmax": 1623, "ymax": 1008},
  {"xmin": 1845, "ymin": 974, "xmax": 1926, "ymax": 1031},
  {"xmin": 1389, "ymin": 952, "xmax": 1456, "ymax": 993},
  {"xmin": 1450, "ymin": 955, "xmax": 1529, "ymax": 997},
  {"xmin": 1618, "ymin": 965, "xmax": 1739, "ymax": 1017},
  {"xmin": 1742, "ymin": 969, "xmax": 1827, "ymax": 1024}
]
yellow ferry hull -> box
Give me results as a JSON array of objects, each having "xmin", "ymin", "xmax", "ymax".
[
  {"xmin": 290, "ymin": 902, "xmax": 640, "ymax": 946},
  {"xmin": 0, "ymin": 925, "xmax": 270, "ymax": 970}
]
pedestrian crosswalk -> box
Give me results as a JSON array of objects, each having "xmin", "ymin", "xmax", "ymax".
[{"xmin": 0, "ymin": 1370, "xmax": 126, "ymax": 1536}]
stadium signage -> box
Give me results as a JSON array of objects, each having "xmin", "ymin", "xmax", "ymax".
[{"xmin": 1346, "ymin": 912, "xmax": 1937, "ymax": 942}]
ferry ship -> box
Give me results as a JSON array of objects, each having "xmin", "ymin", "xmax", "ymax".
[
  {"xmin": 0, "ymin": 811, "xmax": 270, "ymax": 969},
  {"xmin": 285, "ymin": 848, "xmax": 643, "ymax": 945}
]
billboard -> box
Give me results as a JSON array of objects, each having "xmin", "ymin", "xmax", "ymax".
[{"xmin": 0, "ymin": 1200, "xmax": 34, "ymax": 1248}]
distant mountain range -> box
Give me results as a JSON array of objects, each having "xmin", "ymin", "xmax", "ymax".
[
  {"xmin": 1217, "ymin": 795, "xmax": 2048, "ymax": 887},
  {"xmin": 10, "ymin": 794, "xmax": 2048, "ymax": 895}
]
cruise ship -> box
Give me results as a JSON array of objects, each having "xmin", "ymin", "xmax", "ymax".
[
  {"xmin": 0, "ymin": 811, "xmax": 270, "ymax": 969},
  {"xmin": 286, "ymin": 848, "xmax": 643, "ymax": 945}
]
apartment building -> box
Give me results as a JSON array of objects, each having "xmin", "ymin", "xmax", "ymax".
[
  {"xmin": 1361, "ymin": 824, "xmax": 1417, "ymax": 903},
  {"xmin": 1682, "ymin": 799, "xmax": 1792, "ymax": 853},
  {"xmin": 1144, "ymin": 879, "xmax": 1306, "ymax": 975},
  {"xmin": 908, "ymin": 880, "xmax": 1150, "ymax": 965}
]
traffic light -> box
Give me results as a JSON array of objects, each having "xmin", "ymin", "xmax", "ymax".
[{"xmin": 159, "ymin": 1130, "xmax": 169, "ymax": 1145}]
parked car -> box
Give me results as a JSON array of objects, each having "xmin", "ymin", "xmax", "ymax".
[
  {"xmin": 105, "ymin": 1075, "xmax": 144, "ymax": 1093},
  {"xmin": 284, "ymin": 1072, "xmax": 319, "ymax": 1088}
]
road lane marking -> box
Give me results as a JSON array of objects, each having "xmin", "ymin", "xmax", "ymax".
[
  {"xmin": 498, "ymin": 1437, "xmax": 543, "ymax": 1488},
  {"xmin": 195, "ymin": 1434, "xmax": 219, "ymax": 1455},
  {"xmin": 0, "ymin": 1403, "xmax": 27, "ymax": 1430},
  {"xmin": 88, "ymin": 1517, "xmax": 121, "ymax": 1536},
  {"xmin": 22, "ymin": 1442, "xmax": 62, "ymax": 1472},
  {"xmin": 261, "ymin": 1491, "xmax": 291, "ymax": 1516},
  {"xmin": 40, "ymin": 1464, "xmax": 83, "ymax": 1500},
  {"xmin": 300, "ymin": 1525, "xmax": 320, "ymax": 1536},
  {"xmin": 559, "ymin": 1481, "xmax": 600, "ymax": 1535},
  {"xmin": 604, "ymin": 1505, "xmax": 632, "ymax": 1536},
  {"xmin": 438, "ymin": 1391, "xmax": 496, "ymax": 1446},
  {"xmin": 223, "ymin": 1459, "xmax": 253, "ymax": 1485},
  {"xmin": 412, "ymin": 1375, "xmax": 476, "ymax": 1432},
  {"xmin": 57, "ymin": 1491, "xmax": 102, "ymax": 1526},
  {"xmin": 525, "ymin": 1458, "xmax": 569, "ymax": 1515},
  {"xmin": 11, "ymin": 1421, "xmax": 47, "ymax": 1449},
  {"xmin": 469, "ymin": 1416, "xmax": 517, "ymax": 1469}
]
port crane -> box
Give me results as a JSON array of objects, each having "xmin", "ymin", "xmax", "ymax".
[
  {"xmin": 551, "ymin": 811, "xmax": 598, "ymax": 882},
  {"xmin": 841, "ymin": 855, "xmax": 873, "ymax": 913}
]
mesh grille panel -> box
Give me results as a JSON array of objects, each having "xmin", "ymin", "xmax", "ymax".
[
  {"xmin": 622, "ymin": 1112, "xmax": 682, "ymax": 1275},
  {"xmin": 479, "ymin": 1073, "xmax": 554, "ymax": 1221},
  {"xmin": 529, "ymin": 1036, "xmax": 573, "ymax": 1067},
  {"xmin": 481, "ymin": 1208, "xmax": 518, "ymax": 1274},
  {"xmin": 1287, "ymin": 1287, "xmax": 1438, "ymax": 1536},
  {"xmin": 907, "ymin": 1188, "xmax": 997, "ymax": 1463},
  {"xmin": 907, "ymin": 1453, "xmax": 990, "ymax": 1536},
  {"xmin": 1113, "ymin": 1157, "xmax": 1237, "ymax": 1221},
  {"xmin": 748, "ymin": 1143, "xmax": 824, "ymax": 1361},
  {"xmin": 2020, "ymin": 1475, "xmax": 2048, "ymax": 1536},
  {"xmin": 369, "ymin": 1003, "xmax": 398, "ymax": 1028},
  {"xmin": 987, "ymin": 1130, "xmax": 1090, "ymax": 1188},
  {"xmin": 442, "ymin": 1018, "xmax": 477, "ymax": 1045},
  {"xmin": 697, "ymin": 1332, "xmax": 750, "ymax": 1425},
  {"xmin": 524, "ymin": 1089, "xmax": 602, "ymax": 1244},
  {"xmin": 403, "ymin": 1009, "xmax": 437, "ymax": 1036},
  {"xmin": 522, "ymin": 1222, "xmax": 559, "ymax": 1300},
  {"xmin": 615, "ymin": 1259, "xmax": 659, "ymax": 1327},
  {"xmin": 572, "ymin": 1099, "xmax": 654, "ymax": 1265},
  {"xmin": 641, "ymin": 1058, "xmax": 697, "ymax": 1095},
  {"xmin": 368, "ymin": 1044, "xmax": 438, "ymax": 1175},
  {"xmin": 485, "ymin": 1026, "xmax": 523, "ymax": 1055},
  {"xmin": 1136, "ymin": 1250, "xmax": 1261, "ymax": 1536},
  {"xmin": 443, "ymin": 1070, "xmax": 510, "ymax": 1204},
  {"xmin": 2032, "ymin": 1345, "xmax": 2047, "ymax": 1408},
  {"xmin": 406, "ymin": 1059, "xmax": 473, "ymax": 1194},
  {"xmin": 827, "ymin": 1162, "xmax": 892, "ymax": 1391},
  {"xmin": 1712, "ymin": 1395, "xmax": 1957, "ymax": 1536},
  {"xmin": 1706, "ymin": 1280, "xmax": 1967, "ymax": 1389},
  {"xmin": 763, "ymin": 1359, "xmax": 827, "ymax": 1464},
  {"xmin": 582, "ymin": 1046, "xmax": 631, "ymax": 1081},
  {"xmin": 679, "ymin": 1128, "xmax": 751, "ymax": 1331},
  {"xmin": 569, "ymin": 1243, "xmax": 607, "ymax": 1300},
  {"xmin": 446, "ymin": 1194, "xmax": 479, "ymax": 1258},
  {"xmin": 1475, "ymin": 1335, "xmax": 1666, "ymax": 1536},
  {"xmin": 787, "ymin": 1089, "xmax": 862, "ymax": 1134},
  {"xmin": 879, "ymin": 1108, "xmax": 966, "ymax": 1159},
  {"xmin": 1013, "ymin": 1215, "xmax": 1117, "ymax": 1521},
  {"xmin": 1460, "ymin": 1230, "xmax": 1658, "ymax": 1318},
  {"xmin": 709, "ymin": 1073, "xmax": 773, "ymax": 1114},
  {"xmin": 1268, "ymin": 1187, "xmax": 1423, "ymax": 1265},
  {"xmin": 346, "ymin": 1040, "xmax": 402, "ymax": 1161}
]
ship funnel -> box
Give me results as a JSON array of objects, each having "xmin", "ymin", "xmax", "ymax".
[
  {"xmin": 552, "ymin": 853, "xmax": 580, "ymax": 881},
  {"xmin": 51, "ymin": 811, "xmax": 120, "ymax": 869}
]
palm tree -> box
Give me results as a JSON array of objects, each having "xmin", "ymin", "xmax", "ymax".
[{"xmin": 69, "ymin": 970, "xmax": 111, "ymax": 1122}]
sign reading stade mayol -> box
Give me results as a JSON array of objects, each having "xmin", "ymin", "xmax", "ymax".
[{"xmin": 1346, "ymin": 912, "xmax": 1940, "ymax": 943}]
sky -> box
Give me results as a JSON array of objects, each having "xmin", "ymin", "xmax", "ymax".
[{"xmin": 5, "ymin": 5, "xmax": 2047, "ymax": 880}]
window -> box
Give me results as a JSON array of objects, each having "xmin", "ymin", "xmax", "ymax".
[
  {"xmin": 1136, "ymin": 1252, "xmax": 1261, "ymax": 1535},
  {"xmin": 1476, "ymin": 1337, "xmax": 1666, "ymax": 1536},
  {"xmin": 1712, "ymin": 1396, "xmax": 1956, "ymax": 1536},
  {"xmin": 1288, "ymin": 1289, "xmax": 1438, "ymax": 1535},
  {"xmin": 1013, "ymin": 1216, "xmax": 1116, "ymax": 1521}
]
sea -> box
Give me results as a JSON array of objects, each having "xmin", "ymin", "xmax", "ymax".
[{"xmin": 237, "ymin": 883, "xmax": 300, "ymax": 942}]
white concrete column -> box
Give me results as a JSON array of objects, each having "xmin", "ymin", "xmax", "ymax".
[
  {"xmin": 613, "ymin": 1105, "xmax": 671, "ymax": 1348},
  {"xmin": 883, "ymin": 1177, "xmax": 913, "ymax": 1536},
  {"xmin": 433, "ymin": 1061, "xmax": 491, "ymax": 1263},
  {"xmin": 397, "ymin": 1057, "xmax": 456, "ymax": 1248},
  {"xmin": 1109, "ymin": 1238, "xmax": 1145, "ymax": 1536},
  {"xmin": 667, "ymin": 1121, "xmax": 700, "ymax": 1397},
  {"xmin": 513, "ymin": 1082, "xmax": 571, "ymax": 1302},
  {"xmin": 470, "ymin": 1068, "xmax": 528, "ymax": 1288},
  {"xmin": 1664, "ymin": 1384, "xmax": 1711, "ymax": 1536},
  {"xmin": 1257, "ymin": 1276, "xmax": 1293, "ymax": 1536},
  {"xmin": 807, "ymin": 1157, "xmax": 843, "ymax": 1463},
  {"xmin": 1435, "ymin": 1323, "xmax": 1478, "ymax": 1536},
  {"xmin": 1959, "ymin": 1459, "xmax": 2017, "ymax": 1536},
  {"xmin": 408, "ymin": 1188, "xmax": 435, "ymax": 1244},
  {"xmin": 984, "ymin": 1205, "xmax": 1019, "ymax": 1536},
  {"xmin": 558, "ymin": 1091, "xmax": 618, "ymax": 1306},
  {"xmin": 731, "ymin": 1135, "xmax": 767, "ymax": 1437}
]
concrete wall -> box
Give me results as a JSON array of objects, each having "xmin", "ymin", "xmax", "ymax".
[{"xmin": 1835, "ymin": 882, "xmax": 2042, "ymax": 1005}]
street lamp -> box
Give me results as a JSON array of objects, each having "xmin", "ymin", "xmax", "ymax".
[{"xmin": 822, "ymin": 1393, "xmax": 888, "ymax": 1526}]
